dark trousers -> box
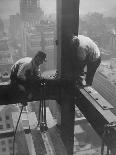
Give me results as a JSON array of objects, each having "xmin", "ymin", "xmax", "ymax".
[
  {"xmin": 76, "ymin": 57, "xmax": 101, "ymax": 86},
  {"xmin": 86, "ymin": 57, "xmax": 101, "ymax": 85}
]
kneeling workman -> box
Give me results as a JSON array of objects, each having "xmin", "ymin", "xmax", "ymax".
[{"xmin": 10, "ymin": 51, "xmax": 46, "ymax": 102}]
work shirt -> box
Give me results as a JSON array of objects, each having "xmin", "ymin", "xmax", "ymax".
[
  {"xmin": 10, "ymin": 57, "xmax": 41, "ymax": 82},
  {"xmin": 72, "ymin": 35, "xmax": 101, "ymax": 62}
]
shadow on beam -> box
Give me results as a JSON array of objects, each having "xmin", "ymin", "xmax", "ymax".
[
  {"xmin": 0, "ymin": 78, "xmax": 73, "ymax": 105},
  {"xmin": 0, "ymin": 81, "xmax": 58, "ymax": 105},
  {"xmin": 0, "ymin": 82, "xmax": 12, "ymax": 105}
]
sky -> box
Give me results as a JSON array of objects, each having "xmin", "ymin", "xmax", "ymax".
[
  {"xmin": 0, "ymin": 0, "xmax": 19, "ymax": 19},
  {"xmin": 0, "ymin": 0, "xmax": 116, "ymax": 19},
  {"xmin": 79, "ymin": 0, "xmax": 116, "ymax": 15},
  {"xmin": 40, "ymin": 0, "xmax": 56, "ymax": 15}
]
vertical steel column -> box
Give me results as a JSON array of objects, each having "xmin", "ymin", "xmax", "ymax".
[
  {"xmin": 57, "ymin": 0, "xmax": 79, "ymax": 79},
  {"xmin": 57, "ymin": 0, "xmax": 80, "ymax": 154}
]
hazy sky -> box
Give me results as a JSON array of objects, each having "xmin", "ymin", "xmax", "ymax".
[
  {"xmin": 0, "ymin": 0, "xmax": 116, "ymax": 19},
  {"xmin": 80, "ymin": 0, "xmax": 116, "ymax": 15},
  {"xmin": 0, "ymin": 0, "xmax": 19, "ymax": 19},
  {"xmin": 40, "ymin": 0, "xmax": 56, "ymax": 15}
]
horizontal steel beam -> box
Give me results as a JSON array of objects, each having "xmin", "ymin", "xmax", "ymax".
[
  {"xmin": 1, "ymin": 77, "xmax": 116, "ymax": 154},
  {"xmin": 0, "ymin": 79, "xmax": 74, "ymax": 105}
]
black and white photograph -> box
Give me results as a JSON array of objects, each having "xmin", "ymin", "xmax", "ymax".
[{"xmin": 0, "ymin": 0, "xmax": 116, "ymax": 155}]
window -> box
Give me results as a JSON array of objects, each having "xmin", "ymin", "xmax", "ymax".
[
  {"xmin": 23, "ymin": 107, "xmax": 27, "ymax": 112},
  {"xmin": 1, "ymin": 140, "xmax": 5, "ymax": 145},
  {"xmin": 9, "ymin": 146, "xmax": 13, "ymax": 151},
  {"xmin": 0, "ymin": 124, "xmax": 3, "ymax": 129},
  {"xmin": 0, "ymin": 116, "xmax": 2, "ymax": 121},
  {"xmin": 6, "ymin": 115, "xmax": 10, "ymax": 120},
  {"xmin": 8, "ymin": 139, "xmax": 12, "ymax": 144},
  {"xmin": 2, "ymin": 147, "xmax": 6, "ymax": 152},
  {"xmin": 6, "ymin": 123, "xmax": 11, "ymax": 129}
]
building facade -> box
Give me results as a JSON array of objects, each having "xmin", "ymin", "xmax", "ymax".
[
  {"xmin": 20, "ymin": 0, "xmax": 44, "ymax": 26},
  {"xmin": 0, "ymin": 105, "xmax": 19, "ymax": 155},
  {"xmin": 25, "ymin": 23, "xmax": 57, "ymax": 71}
]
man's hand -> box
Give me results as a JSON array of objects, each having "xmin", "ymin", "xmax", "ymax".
[{"xmin": 72, "ymin": 35, "xmax": 80, "ymax": 48}]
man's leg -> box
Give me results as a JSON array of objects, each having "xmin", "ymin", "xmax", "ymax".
[
  {"xmin": 76, "ymin": 60, "xmax": 86, "ymax": 86},
  {"xmin": 86, "ymin": 57, "xmax": 101, "ymax": 86}
]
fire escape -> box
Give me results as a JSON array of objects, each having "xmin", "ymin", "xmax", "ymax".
[{"xmin": 0, "ymin": 0, "xmax": 116, "ymax": 155}]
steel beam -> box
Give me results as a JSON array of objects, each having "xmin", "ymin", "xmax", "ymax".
[
  {"xmin": 76, "ymin": 86, "xmax": 116, "ymax": 155},
  {"xmin": 56, "ymin": 0, "xmax": 80, "ymax": 154},
  {"xmin": 57, "ymin": 0, "xmax": 80, "ymax": 79},
  {"xmin": 1, "ymin": 75, "xmax": 116, "ymax": 154}
]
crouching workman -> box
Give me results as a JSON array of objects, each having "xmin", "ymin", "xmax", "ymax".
[
  {"xmin": 72, "ymin": 35, "xmax": 101, "ymax": 86},
  {"xmin": 10, "ymin": 51, "xmax": 46, "ymax": 103}
]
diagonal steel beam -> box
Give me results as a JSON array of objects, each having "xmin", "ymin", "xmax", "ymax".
[{"xmin": 76, "ymin": 86, "xmax": 116, "ymax": 155}]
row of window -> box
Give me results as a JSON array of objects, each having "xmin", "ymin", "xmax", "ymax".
[
  {"xmin": 2, "ymin": 146, "xmax": 13, "ymax": 151},
  {"xmin": 0, "ymin": 139, "xmax": 13, "ymax": 155},
  {"xmin": 1, "ymin": 147, "xmax": 13, "ymax": 155},
  {"xmin": 1, "ymin": 139, "xmax": 12, "ymax": 145},
  {"xmin": 0, "ymin": 115, "xmax": 10, "ymax": 121},
  {"xmin": 45, "ymin": 39, "xmax": 54, "ymax": 46},
  {"xmin": 0, "ymin": 123, "xmax": 11, "ymax": 130}
]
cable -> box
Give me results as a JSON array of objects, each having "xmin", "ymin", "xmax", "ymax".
[
  {"xmin": 101, "ymin": 138, "xmax": 105, "ymax": 155},
  {"xmin": 26, "ymin": 106, "xmax": 31, "ymax": 131},
  {"xmin": 13, "ymin": 104, "xmax": 24, "ymax": 155},
  {"xmin": 37, "ymin": 81, "xmax": 45, "ymax": 127},
  {"xmin": 37, "ymin": 80, "xmax": 48, "ymax": 132},
  {"xmin": 43, "ymin": 82, "xmax": 46, "ymax": 124},
  {"xmin": 37, "ymin": 100, "xmax": 42, "ymax": 126}
]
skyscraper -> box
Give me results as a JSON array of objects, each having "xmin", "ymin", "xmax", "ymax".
[
  {"xmin": 20, "ymin": 0, "xmax": 39, "ymax": 13},
  {"xmin": 20, "ymin": 0, "xmax": 43, "ymax": 23}
]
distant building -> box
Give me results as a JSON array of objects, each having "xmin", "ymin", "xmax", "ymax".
[
  {"xmin": 25, "ymin": 23, "xmax": 57, "ymax": 71},
  {"xmin": 109, "ymin": 33, "xmax": 116, "ymax": 57},
  {"xmin": 20, "ymin": 0, "xmax": 44, "ymax": 26},
  {"xmin": 0, "ymin": 39, "xmax": 9, "ymax": 51},
  {"xmin": 43, "ymin": 25, "xmax": 57, "ymax": 70},
  {"xmin": 9, "ymin": 14, "xmax": 22, "ymax": 40},
  {"xmin": 0, "ymin": 105, "xmax": 19, "ymax": 155},
  {"xmin": 0, "ymin": 105, "xmax": 19, "ymax": 132},
  {"xmin": 18, "ymin": 0, "xmax": 44, "ymax": 57},
  {"xmin": 0, "ymin": 18, "xmax": 5, "ymax": 39},
  {"xmin": 9, "ymin": 14, "xmax": 24, "ymax": 59},
  {"xmin": 25, "ymin": 27, "xmax": 42, "ymax": 57},
  {"xmin": 0, "ymin": 51, "xmax": 13, "ymax": 74},
  {"xmin": 0, "ymin": 104, "xmax": 34, "ymax": 155},
  {"xmin": 0, "ymin": 137, "xmax": 15, "ymax": 155},
  {"xmin": 0, "ymin": 29, "xmax": 13, "ymax": 75}
]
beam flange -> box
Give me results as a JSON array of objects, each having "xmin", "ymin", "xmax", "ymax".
[{"xmin": 76, "ymin": 86, "xmax": 116, "ymax": 154}]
